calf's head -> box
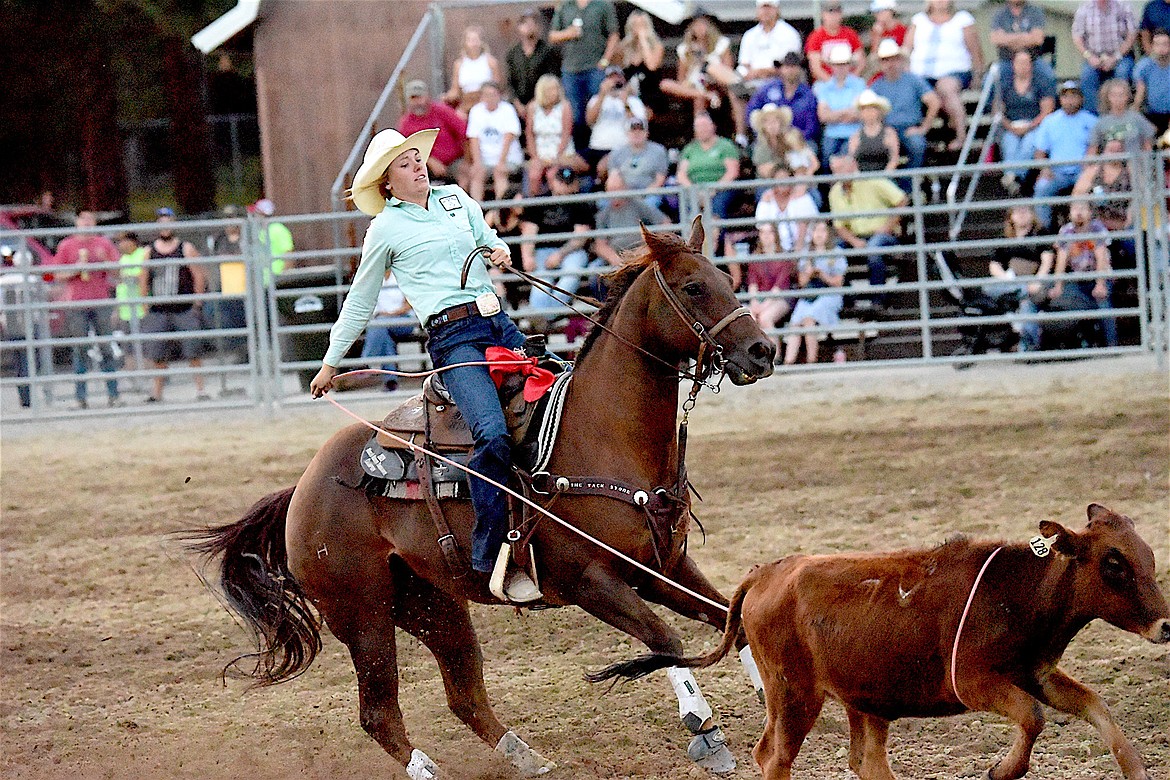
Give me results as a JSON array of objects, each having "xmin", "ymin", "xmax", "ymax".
[{"xmin": 1039, "ymin": 503, "xmax": 1170, "ymax": 644}]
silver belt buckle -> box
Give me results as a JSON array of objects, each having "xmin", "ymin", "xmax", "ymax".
[{"xmin": 475, "ymin": 292, "xmax": 501, "ymax": 317}]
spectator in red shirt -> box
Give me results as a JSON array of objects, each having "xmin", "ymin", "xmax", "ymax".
[
  {"xmin": 399, "ymin": 79, "xmax": 470, "ymax": 189},
  {"xmin": 806, "ymin": 0, "xmax": 863, "ymax": 82},
  {"xmin": 867, "ymin": 0, "xmax": 908, "ymax": 72},
  {"xmin": 48, "ymin": 211, "xmax": 122, "ymax": 408}
]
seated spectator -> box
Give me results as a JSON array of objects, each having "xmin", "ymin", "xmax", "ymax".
[
  {"xmin": 617, "ymin": 11, "xmax": 667, "ymax": 117},
  {"xmin": 1074, "ymin": 135, "xmax": 1135, "ymax": 268},
  {"xmin": 444, "ymin": 26, "xmax": 504, "ymax": 116},
  {"xmin": 806, "ymin": 0, "xmax": 863, "ymax": 83},
  {"xmin": 361, "ymin": 270, "xmax": 414, "ymax": 391},
  {"xmin": 1072, "ymin": 0, "xmax": 1137, "ymax": 115},
  {"xmin": 987, "ymin": 205, "xmax": 1053, "ymax": 352},
  {"xmin": 783, "ymin": 220, "xmax": 847, "ymax": 364},
  {"xmin": 745, "ymin": 223, "xmax": 794, "ymax": 348},
  {"xmin": 519, "ymin": 167, "xmax": 595, "ymax": 314},
  {"xmin": 1050, "ymin": 200, "xmax": 1118, "ymax": 347},
  {"xmin": 736, "ymin": 0, "xmax": 803, "ymax": 92},
  {"xmin": 995, "ymin": 50, "xmax": 1055, "ymax": 195},
  {"xmin": 400, "ymin": 79, "xmax": 469, "ymax": 189},
  {"xmin": 782, "ymin": 126, "xmax": 820, "ymax": 180},
  {"xmin": 866, "ymin": 0, "xmax": 908, "ymax": 71},
  {"xmin": 905, "ymin": 0, "xmax": 985, "ymax": 151},
  {"xmin": 751, "ymin": 103, "xmax": 795, "ymax": 179},
  {"xmin": 870, "ymin": 39, "xmax": 940, "ymax": 170},
  {"xmin": 745, "ymin": 52, "xmax": 821, "ymax": 144},
  {"xmin": 466, "ymin": 81, "xmax": 524, "ymax": 203},
  {"xmin": 1089, "ymin": 79, "xmax": 1155, "ymax": 155},
  {"xmin": 599, "ymin": 117, "xmax": 669, "ymax": 202},
  {"xmin": 828, "ymin": 154, "xmax": 908, "ymax": 303},
  {"xmin": 1033, "ymin": 81, "xmax": 1098, "ymax": 230},
  {"xmin": 848, "ymin": 90, "xmax": 899, "ymax": 173},
  {"xmin": 506, "ymin": 9, "xmax": 562, "ymax": 118},
  {"xmin": 525, "ymin": 74, "xmax": 586, "ymax": 197},
  {"xmin": 990, "ymin": 0, "xmax": 1055, "ymax": 82},
  {"xmin": 676, "ymin": 112, "xmax": 741, "ymax": 225},
  {"xmin": 1133, "ymin": 29, "xmax": 1170, "ymax": 136},
  {"xmin": 1140, "ymin": 0, "xmax": 1170, "ymax": 53},
  {"xmin": 592, "ymin": 171, "xmax": 671, "ymax": 269},
  {"xmin": 485, "ymin": 206, "xmax": 530, "ymax": 311},
  {"xmin": 585, "ymin": 66, "xmax": 648, "ymax": 168},
  {"xmin": 755, "ymin": 167, "xmax": 819, "ymax": 255},
  {"xmin": 659, "ymin": 14, "xmax": 748, "ymax": 144},
  {"xmin": 814, "ymin": 44, "xmax": 866, "ymax": 167}
]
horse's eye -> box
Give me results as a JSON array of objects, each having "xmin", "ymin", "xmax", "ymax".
[{"xmin": 683, "ymin": 282, "xmax": 704, "ymax": 297}]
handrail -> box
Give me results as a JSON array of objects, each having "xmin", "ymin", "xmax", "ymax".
[
  {"xmin": 945, "ymin": 62, "xmax": 1000, "ymax": 233},
  {"xmin": 949, "ymin": 116, "xmax": 1003, "ymax": 241}
]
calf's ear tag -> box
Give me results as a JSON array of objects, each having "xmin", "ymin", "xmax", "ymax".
[{"xmin": 1029, "ymin": 534, "xmax": 1056, "ymax": 557}]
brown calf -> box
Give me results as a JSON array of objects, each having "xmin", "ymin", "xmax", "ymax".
[{"xmin": 588, "ymin": 504, "xmax": 1170, "ymax": 780}]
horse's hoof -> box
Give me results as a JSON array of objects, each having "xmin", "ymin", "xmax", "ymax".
[
  {"xmin": 406, "ymin": 748, "xmax": 443, "ymax": 780},
  {"xmin": 497, "ymin": 730, "xmax": 556, "ymax": 776},
  {"xmin": 687, "ymin": 726, "xmax": 737, "ymax": 775}
]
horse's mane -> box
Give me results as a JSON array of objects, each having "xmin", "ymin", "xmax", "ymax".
[{"xmin": 575, "ymin": 231, "xmax": 692, "ymax": 362}]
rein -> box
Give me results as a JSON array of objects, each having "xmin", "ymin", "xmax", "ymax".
[{"xmin": 950, "ymin": 545, "xmax": 1004, "ymax": 710}]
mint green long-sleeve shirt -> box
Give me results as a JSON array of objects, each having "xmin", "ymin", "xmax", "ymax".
[{"xmin": 323, "ymin": 184, "xmax": 505, "ymax": 367}]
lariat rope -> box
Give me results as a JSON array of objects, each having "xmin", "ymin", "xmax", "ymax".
[{"xmin": 950, "ymin": 546, "xmax": 1003, "ymax": 710}]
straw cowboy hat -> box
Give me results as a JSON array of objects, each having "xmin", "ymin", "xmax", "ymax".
[
  {"xmin": 349, "ymin": 127, "xmax": 439, "ymax": 216},
  {"xmin": 749, "ymin": 102, "xmax": 794, "ymax": 133},
  {"xmin": 855, "ymin": 89, "xmax": 892, "ymax": 114}
]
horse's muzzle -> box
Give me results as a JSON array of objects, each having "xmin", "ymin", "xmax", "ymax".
[{"xmin": 726, "ymin": 339, "xmax": 776, "ymax": 385}]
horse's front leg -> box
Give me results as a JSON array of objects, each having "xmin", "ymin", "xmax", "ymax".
[
  {"xmin": 575, "ymin": 559, "xmax": 737, "ymax": 775},
  {"xmin": 641, "ymin": 554, "xmax": 766, "ymax": 705}
]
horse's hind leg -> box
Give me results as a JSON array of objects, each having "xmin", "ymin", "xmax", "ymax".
[{"xmin": 388, "ymin": 558, "xmax": 556, "ymax": 777}]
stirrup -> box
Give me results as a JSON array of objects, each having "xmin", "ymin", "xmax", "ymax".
[{"xmin": 488, "ymin": 543, "xmax": 542, "ymax": 603}]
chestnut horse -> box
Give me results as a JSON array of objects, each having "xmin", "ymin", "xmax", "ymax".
[{"xmin": 186, "ymin": 219, "xmax": 776, "ymax": 778}]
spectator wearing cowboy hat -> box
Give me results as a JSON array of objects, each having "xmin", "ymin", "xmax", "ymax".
[
  {"xmin": 744, "ymin": 51, "xmax": 821, "ymax": 144},
  {"xmin": 870, "ymin": 38, "xmax": 940, "ymax": 170},
  {"xmin": 848, "ymin": 89, "xmax": 900, "ymax": 173},
  {"xmin": 310, "ymin": 127, "xmax": 542, "ymax": 604},
  {"xmin": 814, "ymin": 43, "xmax": 867, "ymax": 168}
]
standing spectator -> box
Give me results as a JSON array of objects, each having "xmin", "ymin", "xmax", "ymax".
[
  {"xmin": 676, "ymin": 112, "xmax": 741, "ymax": 226},
  {"xmin": 1089, "ymin": 79, "xmax": 1155, "ymax": 155},
  {"xmin": 995, "ymin": 50, "xmax": 1056, "ymax": 195},
  {"xmin": 806, "ymin": 1, "xmax": 863, "ymax": 83},
  {"xmin": 867, "ymin": 0, "xmax": 908, "ymax": 69},
  {"xmin": 209, "ymin": 218, "xmax": 248, "ymax": 356},
  {"xmin": 506, "ymin": 9, "xmax": 561, "ymax": 117},
  {"xmin": 1033, "ymin": 81, "xmax": 1098, "ymax": 230},
  {"xmin": 870, "ymin": 39, "xmax": 940, "ymax": 170},
  {"xmin": 47, "ymin": 211, "xmax": 122, "ymax": 409},
  {"xmin": 0, "ymin": 246, "xmax": 39, "ymax": 408},
  {"xmin": 1140, "ymin": 0, "xmax": 1170, "ymax": 53},
  {"xmin": 783, "ymin": 220, "xmax": 848, "ymax": 365},
  {"xmin": 549, "ymin": 0, "xmax": 620, "ymax": 149},
  {"xmin": 113, "ymin": 231, "xmax": 146, "ymax": 338},
  {"xmin": 617, "ymin": 11, "xmax": 667, "ymax": 117},
  {"xmin": 361, "ymin": 270, "xmax": 415, "ymax": 391},
  {"xmin": 848, "ymin": 90, "xmax": 900, "ymax": 173},
  {"xmin": 600, "ymin": 117, "xmax": 669, "ymax": 200},
  {"xmin": 251, "ymin": 198, "xmax": 293, "ymax": 282},
  {"xmin": 591, "ymin": 171, "xmax": 671, "ymax": 268},
  {"xmin": 525, "ymin": 74, "xmax": 585, "ymax": 197},
  {"xmin": 400, "ymin": 79, "xmax": 469, "ymax": 188},
  {"xmin": 141, "ymin": 207, "xmax": 207, "ymax": 403},
  {"xmin": 443, "ymin": 26, "xmax": 504, "ymax": 116},
  {"xmin": 467, "ymin": 82, "xmax": 524, "ymax": 203},
  {"xmin": 814, "ymin": 44, "xmax": 867, "ymax": 167},
  {"xmin": 828, "ymin": 154, "xmax": 908, "ymax": 302},
  {"xmin": 584, "ymin": 66, "xmax": 648, "ymax": 166},
  {"xmin": 989, "ymin": 0, "xmax": 1055, "ymax": 81},
  {"xmin": 736, "ymin": 0, "xmax": 803, "ymax": 92},
  {"xmin": 745, "ymin": 52, "xmax": 821, "ymax": 144},
  {"xmin": 1072, "ymin": 0, "xmax": 1137, "ymax": 115},
  {"xmin": 1134, "ymin": 29, "xmax": 1170, "ymax": 136},
  {"xmin": 744, "ymin": 223, "xmax": 794, "ymax": 347},
  {"xmin": 755, "ymin": 167, "xmax": 819, "ymax": 259},
  {"xmin": 519, "ymin": 167, "xmax": 595, "ymax": 314},
  {"xmin": 905, "ymin": 0, "xmax": 985, "ymax": 151},
  {"xmin": 1050, "ymin": 200, "xmax": 1117, "ymax": 347}
]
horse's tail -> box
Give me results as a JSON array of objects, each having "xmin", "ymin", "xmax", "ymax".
[
  {"xmin": 179, "ymin": 486, "xmax": 321, "ymax": 687},
  {"xmin": 584, "ymin": 570, "xmax": 754, "ymax": 685}
]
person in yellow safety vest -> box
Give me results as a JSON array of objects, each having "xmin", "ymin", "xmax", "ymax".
[
  {"xmin": 114, "ymin": 231, "xmax": 147, "ymax": 326},
  {"xmin": 250, "ymin": 198, "xmax": 293, "ymax": 282}
]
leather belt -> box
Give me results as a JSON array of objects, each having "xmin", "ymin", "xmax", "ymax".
[{"xmin": 425, "ymin": 301, "xmax": 481, "ymax": 332}]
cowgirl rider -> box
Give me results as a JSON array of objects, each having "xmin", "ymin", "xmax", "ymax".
[{"xmin": 310, "ymin": 127, "xmax": 542, "ymax": 603}]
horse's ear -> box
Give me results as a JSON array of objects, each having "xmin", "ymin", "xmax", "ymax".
[
  {"xmin": 687, "ymin": 215, "xmax": 705, "ymax": 251},
  {"xmin": 640, "ymin": 222, "xmax": 663, "ymax": 251}
]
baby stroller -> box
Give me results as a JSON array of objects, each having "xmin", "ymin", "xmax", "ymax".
[{"xmin": 932, "ymin": 252, "xmax": 1019, "ymax": 359}]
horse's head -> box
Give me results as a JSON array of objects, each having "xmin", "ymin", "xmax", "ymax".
[{"xmin": 630, "ymin": 217, "xmax": 775, "ymax": 384}]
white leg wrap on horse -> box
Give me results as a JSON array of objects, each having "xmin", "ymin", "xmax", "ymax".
[
  {"xmin": 739, "ymin": 645, "xmax": 766, "ymax": 704},
  {"xmin": 496, "ymin": 731, "xmax": 556, "ymax": 777},
  {"xmin": 667, "ymin": 667, "xmax": 714, "ymax": 734},
  {"xmin": 406, "ymin": 748, "xmax": 440, "ymax": 780}
]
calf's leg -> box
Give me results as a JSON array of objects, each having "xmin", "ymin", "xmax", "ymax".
[
  {"xmin": 962, "ymin": 680, "xmax": 1044, "ymax": 780},
  {"xmin": 753, "ymin": 664, "xmax": 824, "ymax": 780},
  {"xmin": 1038, "ymin": 668, "xmax": 1150, "ymax": 780}
]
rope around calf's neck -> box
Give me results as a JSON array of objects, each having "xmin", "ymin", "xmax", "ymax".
[{"xmin": 950, "ymin": 545, "xmax": 1003, "ymax": 711}]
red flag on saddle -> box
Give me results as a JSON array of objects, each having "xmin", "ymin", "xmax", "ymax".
[{"xmin": 485, "ymin": 346, "xmax": 556, "ymax": 402}]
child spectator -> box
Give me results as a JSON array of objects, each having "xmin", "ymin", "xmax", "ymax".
[
  {"xmin": 745, "ymin": 52, "xmax": 821, "ymax": 144},
  {"xmin": 617, "ymin": 11, "xmax": 667, "ymax": 116},
  {"xmin": 585, "ymin": 66, "xmax": 648, "ymax": 167},
  {"xmin": 506, "ymin": 9, "xmax": 562, "ymax": 117},
  {"xmin": 815, "ymin": 44, "xmax": 866, "ymax": 167},
  {"xmin": 867, "ymin": 0, "xmax": 908, "ymax": 70},
  {"xmin": 745, "ymin": 223, "xmax": 794, "ymax": 348},
  {"xmin": 466, "ymin": 81, "xmax": 524, "ymax": 202},
  {"xmin": 519, "ymin": 167, "xmax": 595, "ymax": 314},
  {"xmin": 677, "ymin": 112, "xmax": 741, "ymax": 225},
  {"xmin": 1072, "ymin": 0, "xmax": 1137, "ymax": 115},
  {"xmin": 443, "ymin": 26, "xmax": 504, "ymax": 116},
  {"xmin": 1033, "ymin": 81, "xmax": 1098, "ymax": 230},
  {"xmin": 848, "ymin": 89, "xmax": 899, "ymax": 173},
  {"xmin": 806, "ymin": 0, "xmax": 863, "ymax": 83},
  {"xmin": 783, "ymin": 220, "xmax": 847, "ymax": 364},
  {"xmin": 995, "ymin": 50, "xmax": 1055, "ymax": 195},
  {"xmin": 828, "ymin": 154, "xmax": 907, "ymax": 303},
  {"xmin": 990, "ymin": 0, "xmax": 1054, "ymax": 81},
  {"xmin": 870, "ymin": 39, "xmax": 940, "ymax": 170},
  {"xmin": 905, "ymin": 0, "xmax": 985, "ymax": 151},
  {"xmin": 399, "ymin": 80, "xmax": 469, "ymax": 189},
  {"xmin": 1089, "ymin": 79, "xmax": 1155, "ymax": 155},
  {"xmin": 988, "ymin": 205, "xmax": 1053, "ymax": 352},
  {"xmin": 1133, "ymin": 29, "xmax": 1170, "ymax": 136},
  {"xmin": 600, "ymin": 117, "xmax": 669, "ymax": 202},
  {"xmin": 1074, "ymin": 135, "xmax": 1136, "ymax": 268},
  {"xmin": 525, "ymin": 74, "xmax": 586, "ymax": 197},
  {"xmin": 1050, "ymin": 200, "xmax": 1117, "ymax": 347}
]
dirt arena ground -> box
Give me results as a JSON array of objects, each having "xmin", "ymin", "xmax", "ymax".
[{"xmin": 2, "ymin": 356, "xmax": 1168, "ymax": 780}]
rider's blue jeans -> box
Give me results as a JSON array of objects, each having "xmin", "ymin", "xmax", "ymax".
[{"xmin": 425, "ymin": 310, "xmax": 526, "ymax": 572}]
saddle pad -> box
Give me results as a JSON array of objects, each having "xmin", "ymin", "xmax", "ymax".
[{"xmin": 359, "ymin": 435, "xmax": 470, "ymax": 500}]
